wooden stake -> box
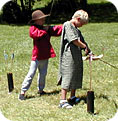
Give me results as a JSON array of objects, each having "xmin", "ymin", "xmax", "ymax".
[
  {"xmin": 87, "ymin": 91, "xmax": 94, "ymax": 113},
  {"xmin": 87, "ymin": 52, "xmax": 94, "ymax": 114},
  {"xmin": 7, "ymin": 73, "xmax": 14, "ymax": 93}
]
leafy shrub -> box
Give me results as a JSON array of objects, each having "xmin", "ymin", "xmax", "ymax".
[{"xmin": 2, "ymin": 1, "xmax": 22, "ymax": 24}]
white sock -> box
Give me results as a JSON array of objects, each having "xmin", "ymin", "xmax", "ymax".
[
  {"xmin": 60, "ymin": 100, "xmax": 67, "ymax": 103},
  {"xmin": 21, "ymin": 91, "xmax": 25, "ymax": 95}
]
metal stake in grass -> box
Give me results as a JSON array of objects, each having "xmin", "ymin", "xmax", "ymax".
[
  {"xmin": 4, "ymin": 51, "xmax": 14, "ymax": 93},
  {"xmin": 83, "ymin": 51, "xmax": 117, "ymax": 114},
  {"xmin": 7, "ymin": 72, "xmax": 14, "ymax": 93},
  {"xmin": 82, "ymin": 53, "xmax": 103, "ymax": 114},
  {"xmin": 87, "ymin": 52, "xmax": 94, "ymax": 114},
  {"xmin": 7, "ymin": 52, "xmax": 14, "ymax": 93}
]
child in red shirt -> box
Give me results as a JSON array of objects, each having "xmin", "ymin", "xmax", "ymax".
[{"xmin": 19, "ymin": 10, "xmax": 62, "ymax": 100}]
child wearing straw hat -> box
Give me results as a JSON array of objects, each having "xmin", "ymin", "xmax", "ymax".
[
  {"xmin": 58, "ymin": 9, "xmax": 91, "ymax": 108},
  {"xmin": 19, "ymin": 10, "xmax": 62, "ymax": 100}
]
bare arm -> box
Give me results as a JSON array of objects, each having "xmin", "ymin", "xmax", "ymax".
[
  {"xmin": 73, "ymin": 39, "xmax": 91, "ymax": 55},
  {"xmin": 73, "ymin": 39, "xmax": 86, "ymax": 49}
]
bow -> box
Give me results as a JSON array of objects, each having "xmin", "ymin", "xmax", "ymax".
[{"xmin": 83, "ymin": 53, "xmax": 118, "ymax": 69}]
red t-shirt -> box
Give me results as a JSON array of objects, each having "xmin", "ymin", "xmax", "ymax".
[{"xmin": 29, "ymin": 25, "xmax": 62, "ymax": 61}]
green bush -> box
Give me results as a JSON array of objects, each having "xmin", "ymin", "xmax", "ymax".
[{"xmin": 2, "ymin": 1, "xmax": 22, "ymax": 24}]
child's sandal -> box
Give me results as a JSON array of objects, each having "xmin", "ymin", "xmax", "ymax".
[{"xmin": 59, "ymin": 102, "xmax": 72, "ymax": 109}]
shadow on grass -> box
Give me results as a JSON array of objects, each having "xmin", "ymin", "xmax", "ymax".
[
  {"xmin": 96, "ymin": 94, "xmax": 118, "ymax": 109},
  {"xmin": 78, "ymin": 95, "xmax": 87, "ymax": 104},
  {"xmin": 76, "ymin": 92, "xmax": 118, "ymax": 115},
  {"xmin": 77, "ymin": 91, "xmax": 118, "ymax": 107},
  {"xmin": 25, "ymin": 89, "xmax": 60, "ymax": 100}
]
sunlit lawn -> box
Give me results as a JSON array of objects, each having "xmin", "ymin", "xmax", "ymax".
[{"xmin": 0, "ymin": 22, "xmax": 118, "ymax": 121}]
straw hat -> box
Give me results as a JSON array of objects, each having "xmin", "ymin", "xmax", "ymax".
[{"xmin": 29, "ymin": 10, "xmax": 50, "ymax": 23}]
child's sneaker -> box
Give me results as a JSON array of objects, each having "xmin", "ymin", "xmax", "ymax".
[
  {"xmin": 68, "ymin": 96, "xmax": 80, "ymax": 106},
  {"xmin": 18, "ymin": 94, "xmax": 25, "ymax": 100},
  {"xmin": 37, "ymin": 91, "xmax": 47, "ymax": 96},
  {"xmin": 59, "ymin": 100, "xmax": 72, "ymax": 109}
]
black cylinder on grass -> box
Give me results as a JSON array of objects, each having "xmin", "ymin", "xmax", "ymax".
[
  {"xmin": 87, "ymin": 91, "xmax": 94, "ymax": 113},
  {"xmin": 7, "ymin": 73, "xmax": 14, "ymax": 92}
]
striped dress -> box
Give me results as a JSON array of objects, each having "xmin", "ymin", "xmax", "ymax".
[{"xmin": 58, "ymin": 21, "xmax": 85, "ymax": 90}]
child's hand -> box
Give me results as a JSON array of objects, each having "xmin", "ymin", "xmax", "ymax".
[
  {"xmin": 43, "ymin": 26, "xmax": 49, "ymax": 31},
  {"xmin": 85, "ymin": 47, "xmax": 91, "ymax": 56}
]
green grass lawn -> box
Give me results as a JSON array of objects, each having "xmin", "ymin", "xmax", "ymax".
[
  {"xmin": 0, "ymin": 22, "xmax": 118, "ymax": 121},
  {"xmin": 0, "ymin": 0, "xmax": 118, "ymax": 121}
]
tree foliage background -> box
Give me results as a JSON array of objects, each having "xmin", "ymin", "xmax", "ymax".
[
  {"xmin": 2, "ymin": 0, "xmax": 35, "ymax": 23},
  {"xmin": 0, "ymin": 0, "xmax": 118, "ymax": 24},
  {"xmin": 0, "ymin": 0, "xmax": 87, "ymax": 24}
]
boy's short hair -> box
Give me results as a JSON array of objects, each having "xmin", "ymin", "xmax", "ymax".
[{"xmin": 72, "ymin": 10, "xmax": 89, "ymax": 23}]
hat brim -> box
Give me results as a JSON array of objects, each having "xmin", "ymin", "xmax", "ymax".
[{"xmin": 28, "ymin": 14, "xmax": 50, "ymax": 24}]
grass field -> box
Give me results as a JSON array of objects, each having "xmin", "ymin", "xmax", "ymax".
[
  {"xmin": 0, "ymin": 22, "xmax": 118, "ymax": 121},
  {"xmin": 0, "ymin": 0, "xmax": 118, "ymax": 121}
]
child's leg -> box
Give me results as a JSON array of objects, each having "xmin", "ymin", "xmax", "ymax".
[
  {"xmin": 21, "ymin": 60, "xmax": 39, "ymax": 94},
  {"xmin": 60, "ymin": 88, "xmax": 67, "ymax": 100},
  {"xmin": 68, "ymin": 89, "xmax": 80, "ymax": 105},
  {"xmin": 70, "ymin": 89, "xmax": 76, "ymax": 98},
  {"xmin": 37, "ymin": 59, "xmax": 48, "ymax": 93},
  {"xmin": 59, "ymin": 88, "xmax": 72, "ymax": 108}
]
